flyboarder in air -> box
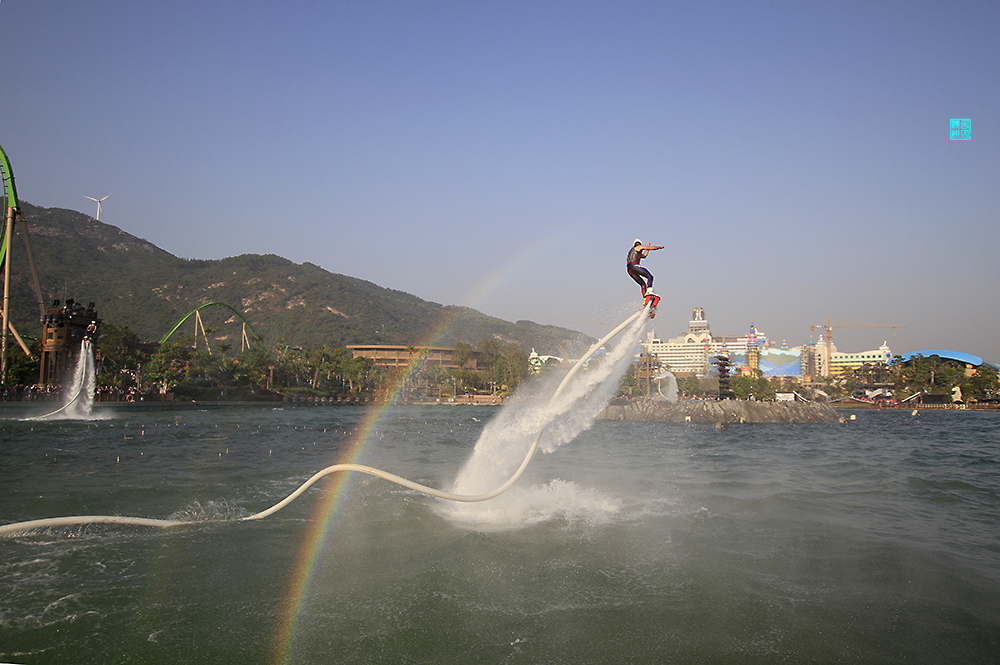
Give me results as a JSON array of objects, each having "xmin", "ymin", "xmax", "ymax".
[{"xmin": 627, "ymin": 239, "xmax": 664, "ymax": 317}]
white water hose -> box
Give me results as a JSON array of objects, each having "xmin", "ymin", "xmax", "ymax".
[
  {"xmin": 0, "ymin": 306, "xmax": 648, "ymax": 536},
  {"xmin": 25, "ymin": 384, "xmax": 85, "ymax": 420}
]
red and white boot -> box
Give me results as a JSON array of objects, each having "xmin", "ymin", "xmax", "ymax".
[{"xmin": 644, "ymin": 289, "xmax": 660, "ymax": 317}]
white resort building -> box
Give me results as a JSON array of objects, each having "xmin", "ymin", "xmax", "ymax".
[
  {"xmin": 640, "ymin": 308, "xmax": 770, "ymax": 377},
  {"xmin": 640, "ymin": 307, "xmax": 892, "ymax": 380},
  {"xmin": 824, "ymin": 341, "xmax": 894, "ymax": 377}
]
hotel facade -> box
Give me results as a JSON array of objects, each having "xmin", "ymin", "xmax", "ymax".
[{"xmin": 640, "ymin": 308, "xmax": 892, "ymax": 379}]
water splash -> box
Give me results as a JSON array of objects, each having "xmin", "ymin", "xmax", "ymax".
[
  {"xmin": 442, "ymin": 479, "xmax": 624, "ymax": 530},
  {"xmin": 63, "ymin": 339, "xmax": 96, "ymax": 418},
  {"xmin": 26, "ymin": 340, "xmax": 101, "ymax": 421},
  {"xmin": 655, "ymin": 370, "xmax": 678, "ymax": 403},
  {"xmin": 440, "ymin": 312, "xmax": 650, "ymax": 526}
]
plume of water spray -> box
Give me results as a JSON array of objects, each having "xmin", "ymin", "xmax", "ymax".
[
  {"xmin": 449, "ymin": 313, "xmax": 649, "ymax": 496},
  {"xmin": 26, "ymin": 340, "xmax": 97, "ymax": 421},
  {"xmin": 655, "ymin": 371, "xmax": 678, "ymax": 403},
  {"xmin": 63, "ymin": 339, "xmax": 97, "ymax": 418}
]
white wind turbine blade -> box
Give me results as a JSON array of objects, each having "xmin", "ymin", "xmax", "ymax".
[{"xmin": 84, "ymin": 194, "xmax": 110, "ymax": 220}]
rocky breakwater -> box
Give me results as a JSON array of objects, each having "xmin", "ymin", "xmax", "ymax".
[{"xmin": 599, "ymin": 398, "xmax": 840, "ymax": 424}]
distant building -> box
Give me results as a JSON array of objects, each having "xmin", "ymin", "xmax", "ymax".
[
  {"xmin": 642, "ymin": 307, "xmax": 897, "ymax": 380},
  {"xmin": 640, "ymin": 308, "xmax": 814, "ymax": 379},
  {"xmin": 528, "ymin": 348, "xmax": 564, "ymax": 373},
  {"xmin": 826, "ymin": 341, "xmax": 893, "ymax": 377},
  {"xmin": 745, "ymin": 322, "xmax": 760, "ymax": 374},
  {"xmin": 641, "ymin": 308, "xmax": 714, "ymax": 376},
  {"xmin": 641, "ymin": 308, "xmax": 782, "ymax": 377},
  {"xmin": 347, "ymin": 345, "xmax": 482, "ymax": 371}
]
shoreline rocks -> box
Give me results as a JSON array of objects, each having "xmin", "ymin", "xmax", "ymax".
[{"xmin": 599, "ymin": 398, "xmax": 840, "ymax": 424}]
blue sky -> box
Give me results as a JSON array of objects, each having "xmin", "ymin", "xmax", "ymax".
[{"xmin": 2, "ymin": 1, "xmax": 998, "ymax": 360}]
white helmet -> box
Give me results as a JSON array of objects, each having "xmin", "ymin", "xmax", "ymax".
[{"xmin": 633, "ymin": 238, "xmax": 642, "ymax": 246}]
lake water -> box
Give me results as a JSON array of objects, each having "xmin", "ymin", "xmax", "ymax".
[{"xmin": 1, "ymin": 404, "xmax": 998, "ymax": 664}]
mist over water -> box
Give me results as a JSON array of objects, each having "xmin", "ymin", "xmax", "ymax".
[
  {"xmin": 25, "ymin": 339, "xmax": 106, "ymax": 421},
  {"xmin": 1, "ymin": 401, "xmax": 999, "ymax": 663},
  {"xmin": 656, "ymin": 370, "xmax": 678, "ymax": 402},
  {"xmin": 441, "ymin": 314, "xmax": 650, "ymax": 527},
  {"xmin": 63, "ymin": 339, "xmax": 96, "ymax": 418}
]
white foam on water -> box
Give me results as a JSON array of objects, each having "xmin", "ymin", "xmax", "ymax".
[
  {"xmin": 442, "ymin": 479, "xmax": 624, "ymax": 531},
  {"xmin": 169, "ymin": 500, "xmax": 247, "ymax": 523}
]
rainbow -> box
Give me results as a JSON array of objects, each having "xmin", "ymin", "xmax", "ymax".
[
  {"xmin": 271, "ymin": 316, "xmax": 454, "ymax": 663},
  {"xmin": 270, "ymin": 391, "xmax": 398, "ymax": 663},
  {"xmin": 270, "ymin": 244, "xmax": 552, "ymax": 663}
]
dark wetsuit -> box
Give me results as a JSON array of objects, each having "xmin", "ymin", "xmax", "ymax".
[{"xmin": 627, "ymin": 246, "xmax": 653, "ymax": 293}]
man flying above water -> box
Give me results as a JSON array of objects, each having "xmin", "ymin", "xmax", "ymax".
[{"xmin": 626, "ymin": 239, "xmax": 664, "ymax": 298}]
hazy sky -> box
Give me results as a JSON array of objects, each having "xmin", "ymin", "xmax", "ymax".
[{"xmin": 3, "ymin": 1, "xmax": 997, "ymax": 360}]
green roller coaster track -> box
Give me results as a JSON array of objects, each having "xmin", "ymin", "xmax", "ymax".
[
  {"xmin": 0, "ymin": 142, "xmax": 20, "ymax": 269},
  {"xmin": 160, "ymin": 302, "xmax": 265, "ymax": 349},
  {"xmin": 1, "ymin": 142, "xmax": 44, "ymax": 316},
  {"xmin": 2, "ymin": 142, "xmax": 47, "ymax": 383}
]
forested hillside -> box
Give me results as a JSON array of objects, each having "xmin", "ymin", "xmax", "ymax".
[{"xmin": 5, "ymin": 203, "xmax": 591, "ymax": 355}]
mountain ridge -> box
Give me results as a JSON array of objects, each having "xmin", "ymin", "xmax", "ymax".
[{"xmin": 6, "ymin": 203, "xmax": 593, "ymax": 356}]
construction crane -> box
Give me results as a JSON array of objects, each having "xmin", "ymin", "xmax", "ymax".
[{"xmin": 809, "ymin": 319, "xmax": 905, "ymax": 378}]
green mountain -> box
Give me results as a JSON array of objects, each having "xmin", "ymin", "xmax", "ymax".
[{"xmin": 5, "ymin": 203, "xmax": 592, "ymax": 356}]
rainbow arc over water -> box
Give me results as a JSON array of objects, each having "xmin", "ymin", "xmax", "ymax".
[
  {"xmin": 272, "ymin": 333, "xmax": 446, "ymax": 662},
  {"xmin": 270, "ymin": 245, "xmax": 553, "ymax": 663}
]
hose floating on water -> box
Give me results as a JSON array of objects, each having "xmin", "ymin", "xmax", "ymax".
[{"xmin": 0, "ymin": 306, "xmax": 649, "ymax": 536}]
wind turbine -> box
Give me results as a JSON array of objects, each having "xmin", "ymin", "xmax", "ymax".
[{"xmin": 84, "ymin": 194, "xmax": 110, "ymax": 220}]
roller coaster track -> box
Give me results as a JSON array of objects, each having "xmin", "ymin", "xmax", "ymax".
[
  {"xmin": 159, "ymin": 302, "xmax": 265, "ymax": 349},
  {"xmin": 1, "ymin": 142, "xmax": 46, "ymax": 382}
]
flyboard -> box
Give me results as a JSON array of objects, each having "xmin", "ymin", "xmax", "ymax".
[
  {"xmin": 644, "ymin": 289, "xmax": 660, "ymax": 318},
  {"xmin": 0, "ymin": 302, "xmax": 653, "ymax": 536}
]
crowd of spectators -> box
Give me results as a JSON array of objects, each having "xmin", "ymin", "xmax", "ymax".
[
  {"xmin": 0, "ymin": 384, "xmax": 145, "ymax": 402},
  {"xmin": 0, "ymin": 384, "xmax": 62, "ymax": 401}
]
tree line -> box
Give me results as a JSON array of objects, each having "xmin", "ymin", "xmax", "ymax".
[
  {"xmin": 617, "ymin": 353, "xmax": 1000, "ymax": 403},
  {"xmin": 91, "ymin": 324, "xmax": 532, "ymax": 401}
]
